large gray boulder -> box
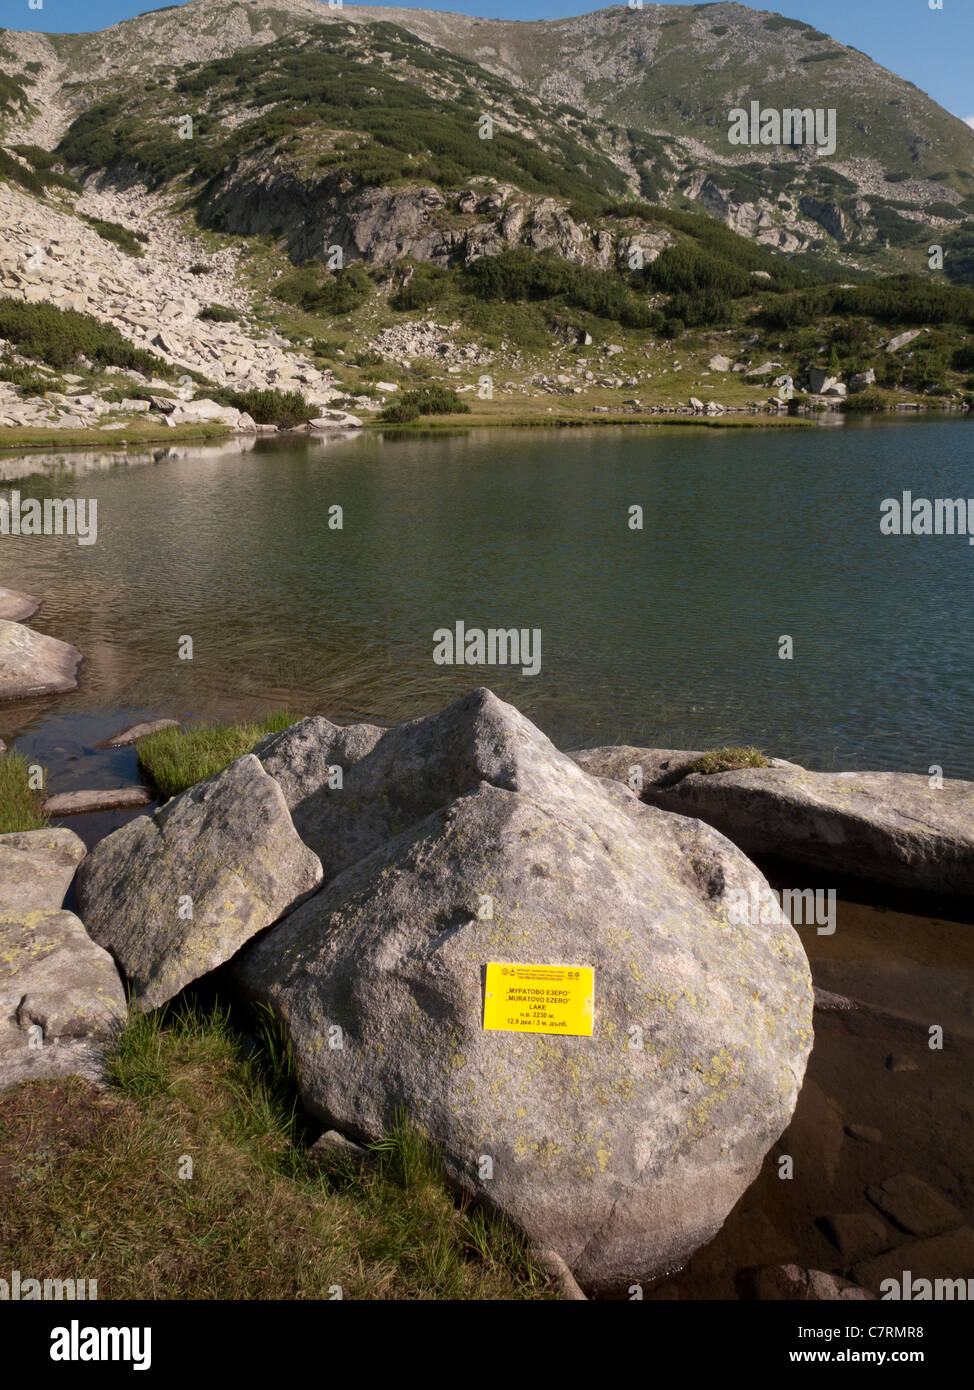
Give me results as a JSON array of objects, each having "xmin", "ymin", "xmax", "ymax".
[
  {"xmin": 237, "ymin": 689, "xmax": 813, "ymax": 1291},
  {"xmin": 75, "ymin": 753, "xmax": 323, "ymax": 1010},
  {"xmin": 641, "ymin": 766, "xmax": 974, "ymax": 900},
  {"xmin": 0, "ymin": 826, "xmax": 125, "ymax": 1091},
  {"xmin": 0, "ymin": 907, "xmax": 127, "ymax": 1090},
  {"xmin": 0, "ymin": 827, "xmax": 87, "ymax": 912},
  {"xmin": 0, "ymin": 619, "xmax": 84, "ymax": 700}
]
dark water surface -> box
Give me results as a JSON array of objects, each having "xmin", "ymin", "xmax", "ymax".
[{"xmin": 2, "ymin": 417, "xmax": 973, "ymax": 778}]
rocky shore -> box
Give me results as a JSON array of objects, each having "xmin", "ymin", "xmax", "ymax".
[{"xmin": 3, "ymin": 687, "xmax": 972, "ymax": 1295}]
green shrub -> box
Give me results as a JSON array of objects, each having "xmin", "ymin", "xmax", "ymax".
[
  {"xmin": 188, "ymin": 264, "xmax": 209, "ymax": 275},
  {"xmin": 379, "ymin": 401, "xmax": 421, "ymax": 423},
  {"xmin": 353, "ymin": 350, "xmax": 383, "ymax": 367},
  {"xmin": 81, "ymin": 216, "xmax": 146, "ymax": 257},
  {"xmin": 842, "ymin": 389, "xmax": 892, "ymax": 412},
  {"xmin": 199, "ymin": 303, "xmax": 238, "ymax": 322},
  {"xmin": 273, "ymin": 263, "xmax": 371, "ymax": 316},
  {"xmin": 0, "ymin": 298, "xmax": 162, "ymax": 374},
  {"xmin": 211, "ymin": 386, "xmax": 313, "ymax": 427}
]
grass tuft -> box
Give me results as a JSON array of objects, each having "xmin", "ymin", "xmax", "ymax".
[
  {"xmin": 137, "ymin": 711, "xmax": 300, "ymax": 797},
  {"xmin": 686, "ymin": 746, "xmax": 769, "ymax": 775},
  {"xmin": 0, "ymin": 752, "xmax": 48, "ymax": 833}
]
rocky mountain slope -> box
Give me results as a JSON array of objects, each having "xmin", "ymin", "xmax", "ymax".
[{"xmin": 0, "ymin": 4, "xmax": 972, "ymax": 431}]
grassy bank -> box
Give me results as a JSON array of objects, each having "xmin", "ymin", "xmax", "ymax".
[
  {"xmin": 0, "ymin": 422, "xmax": 233, "ymax": 453},
  {"xmin": 0, "ymin": 1001, "xmax": 552, "ymax": 1299},
  {"xmin": 137, "ymin": 711, "xmax": 300, "ymax": 798},
  {"xmin": 0, "ymin": 752, "xmax": 47, "ymax": 834}
]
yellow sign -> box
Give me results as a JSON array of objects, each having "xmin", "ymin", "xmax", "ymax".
[{"xmin": 483, "ymin": 962, "xmax": 594, "ymax": 1036}]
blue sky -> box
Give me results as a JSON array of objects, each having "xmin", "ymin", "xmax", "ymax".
[{"xmin": 7, "ymin": 0, "xmax": 973, "ymax": 124}]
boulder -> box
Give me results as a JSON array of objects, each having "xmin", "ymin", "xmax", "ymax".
[
  {"xmin": 708, "ymin": 354, "xmax": 733, "ymax": 372},
  {"xmin": 886, "ymin": 330, "xmax": 922, "ymax": 353},
  {"xmin": 642, "ymin": 765, "xmax": 974, "ymax": 901},
  {"xmin": 75, "ymin": 753, "xmax": 323, "ymax": 1010},
  {"xmin": 0, "ymin": 827, "xmax": 87, "ymax": 913},
  {"xmin": 238, "ymin": 689, "xmax": 813, "ymax": 1291},
  {"xmin": 849, "ymin": 369, "xmax": 876, "ymax": 393},
  {"xmin": 0, "ymin": 906, "xmax": 127, "ymax": 1091},
  {"xmin": 0, "ymin": 585, "xmax": 42, "ymax": 622},
  {"xmin": 0, "ymin": 619, "xmax": 85, "ymax": 701},
  {"xmin": 309, "ymin": 411, "xmax": 363, "ymax": 429}
]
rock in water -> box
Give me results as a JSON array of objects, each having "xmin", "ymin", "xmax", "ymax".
[
  {"xmin": 238, "ymin": 689, "xmax": 813, "ymax": 1290},
  {"xmin": 0, "ymin": 586, "xmax": 42, "ymax": 622},
  {"xmin": 75, "ymin": 754, "xmax": 323, "ymax": 1010},
  {"xmin": 643, "ymin": 766, "xmax": 974, "ymax": 900},
  {"xmin": 0, "ymin": 619, "xmax": 84, "ymax": 701},
  {"xmin": 0, "ymin": 827, "xmax": 125, "ymax": 1091}
]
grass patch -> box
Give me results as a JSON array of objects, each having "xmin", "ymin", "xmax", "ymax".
[
  {"xmin": 137, "ymin": 711, "xmax": 300, "ymax": 797},
  {"xmin": 0, "ymin": 1000, "xmax": 553, "ymax": 1299},
  {"xmin": 80, "ymin": 215, "xmax": 146, "ymax": 258},
  {"xmin": 686, "ymin": 746, "xmax": 769, "ymax": 775},
  {"xmin": 0, "ymin": 752, "xmax": 48, "ymax": 834}
]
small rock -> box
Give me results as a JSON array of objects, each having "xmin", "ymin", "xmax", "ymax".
[
  {"xmin": 43, "ymin": 787, "xmax": 154, "ymax": 817},
  {"xmin": 822, "ymin": 1212, "xmax": 890, "ymax": 1261},
  {"xmin": 0, "ymin": 620, "xmax": 85, "ymax": 701},
  {"xmin": 866, "ymin": 1174, "xmax": 964, "ymax": 1237}
]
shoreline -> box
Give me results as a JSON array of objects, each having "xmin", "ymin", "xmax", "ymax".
[{"xmin": 5, "ymin": 407, "xmax": 972, "ymax": 452}]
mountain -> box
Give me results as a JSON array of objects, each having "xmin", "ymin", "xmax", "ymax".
[
  {"xmin": 1, "ymin": 2, "xmax": 973, "ymax": 272},
  {"xmin": 0, "ymin": 3, "xmax": 973, "ymax": 436}
]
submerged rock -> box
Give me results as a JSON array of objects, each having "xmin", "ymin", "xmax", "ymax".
[
  {"xmin": 237, "ymin": 689, "xmax": 813, "ymax": 1291},
  {"xmin": 98, "ymin": 717, "xmax": 181, "ymax": 748},
  {"xmin": 0, "ymin": 586, "xmax": 42, "ymax": 622},
  {"xmin": 75, "ymin": 753, "xmax": 323, "ymax": 1010},
  {"xmin": 0, "ymin": 619, "xmax": 85, "ymax": 701}
]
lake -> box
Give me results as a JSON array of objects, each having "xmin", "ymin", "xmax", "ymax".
[{"xmin": 2, "ymin": 417, "xmax": 973, "ymax": 780}]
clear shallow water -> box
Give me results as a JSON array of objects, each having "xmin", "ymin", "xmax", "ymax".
[{"xmin": 2, "ymin": 418, "xmax": 973, "ymax": 778}]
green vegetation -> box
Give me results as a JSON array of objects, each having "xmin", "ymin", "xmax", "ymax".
[
  {"xmin": 80, "ymin": 215, "xmax": 146, "ymax": 257},
  {"xmin": 0, "ymin": 753, "xmax": 47, "ymax": 834},
  {"xmin": 0, "ymin": 299, "xmax": 164, "ymax": 375},
  {"xmin": 137, "ymin": 711, "xmax": 300, "ymax": 798},
  {"xmin": 687, "ymin": 747, "xmax": 769, "ymax": 775},
  {"xmin": 273, "ymin": 264, "xmax": 372, "ymax": 317},
  {"xmin": 379, "ymin": 385, "xmax": 469, "ymax": 422},
  {"xmin": 198, "ymin": 303, "xmax": 239, "ymax": 322},
  {"xmin": 0, "ymin": 1000, "xmax": 551, "ymax": 1299},
  {"xmin": 0, "ymin": 355, "xmax": 53, "ymax": 398},
  {"xmin": 0, "ymin": 146, "xmax": 79, "ymax": 197},
  {"xmin": 210, "ymin": 386, "xmax": 314, "ymax": 427}
]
